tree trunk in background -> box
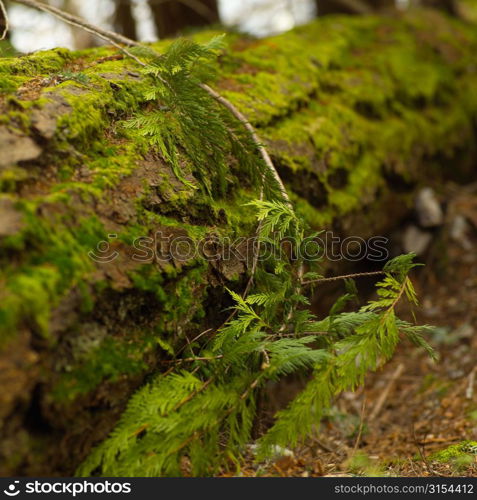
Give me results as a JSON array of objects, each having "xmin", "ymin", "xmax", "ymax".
[
  {"xmin": 113, "ymin": 0, "xmax": 138, "ymax": 41},
  {"xmin": 315, "ymin": 0, "xmax": 395, "ymax": 15},
  {"xmin": 63, "ymin": 0, "xmax": 96, "ymax": 49},
  {"xmin": 149, "ymin": 0, "xmax": 219, "ymax": 38},
  {"xmin": 0, "ymin": 10, "xmax": 476, "ymax": 476},
  {"xmin": 315, "ymin": 0, "xmax": 373, "ymax": 15},
  {"xmin": 419, "ymin": 0, "xmax": 458, "ymax": 15},
  {"xmin": 315, "ymin": 0, "xmax": 460, "ymax": 15},
  {"xmin": 366, "ymin": 0, "xmax": 396, "ymax": 9}
]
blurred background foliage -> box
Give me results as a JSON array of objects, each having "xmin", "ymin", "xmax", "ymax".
[{"xmin": 0, "ymin": 0, "xmax": 472, "ymax": 56}]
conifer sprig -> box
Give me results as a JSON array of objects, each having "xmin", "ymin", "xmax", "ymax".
[{"xmin": 78, "ymin": 202, "xmax": 434, "ymax": 476}]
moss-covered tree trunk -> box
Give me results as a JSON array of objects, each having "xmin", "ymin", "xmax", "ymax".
[{"xmin": 0, "ymin": 9, "xmax": 476, "ymax": 475}]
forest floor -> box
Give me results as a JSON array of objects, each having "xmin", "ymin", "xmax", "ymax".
[{"xmin": 230, "ymin": 182, "xmax": 477, "ymax": 477}]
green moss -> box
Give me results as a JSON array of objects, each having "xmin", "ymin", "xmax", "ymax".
[
  {"xmin": 0, "ymin": 208, "xmax": 104, "ymax": 343},
  {"xmin": 0, "ymin": 74, "xmax": 26, "ymax": 94},
  {"xmin": 259, "ymin": 18, "xmax": 477, "ymax": 220},
  {"xmin": 0, "ymin": 265, "xmax": 60, "ymax": 339},
  {"xmin": 55, "ymin": 81, "xmax": 110, "ymax": 143},
  {"xmin": 429, "ymin": 441, "xmax": 477, "ymax": 467},
  {"xmin": 0, "ymin": 167, "xmax": 29, "ymax": 193},
  {"xmin": 344, "ymin": 451, "xmax": 385, "ymax": 476},
  {"xmin": 51, "ymin": 69, "xmax": 153, "ymax": 151},
  {"xmin": 79, "ymin": 142, "xmax": 139, "ymax": 190},
  {"xmin": 50, "ymin": 261, "xmax": 210, "ymax": 403},
  {"xmin": 51, "ymin": 331, "xmax": 158, "ymax": 403},
  {"xmin": 0, "ymin": 48, "xmax": 73, "ymax": 76}
]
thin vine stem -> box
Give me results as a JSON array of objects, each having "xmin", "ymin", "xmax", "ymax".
[
  {"xmin": 199, "ymin": 83, "xmax": 290, "ymax": 203},
  {"xmin": 302, "ymin": 270, "xmax": 385, "ymax": 286}
]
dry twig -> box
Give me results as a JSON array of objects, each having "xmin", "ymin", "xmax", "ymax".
[
  {"xmin": 303, "ymin": 270, "xmax": 384, "ymax": 286},
  {"xmin": 0, "ymin": 0, "xmax": 9, "ymax": 40},
  {"xmin": 14, "ymin": 0, "xmax": 147, "ymax": 65},
  {"xmin": 352, "ymin": 399, "xmax": 367, "ymax": 454},
  {"xmin": 369, "ymin": 363, "xmax": 404, "ymax": 420},
  {"xmin": 465, "ymin": 366, "xmax": 476, "ymax": 400}
]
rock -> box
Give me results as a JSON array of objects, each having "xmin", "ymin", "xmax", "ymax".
[
  {"xmin": 453, "ymin": 323, "xmax": 474, "ymax": 340},
  {"xmin": 415, "ymin": 187, "xmax": 444, "ymax": 228},
  {"xmin": 403, "ymin": 225, "xmax": 433, "ymax": 255},
  {"xmin": 0, "ymin": 129, "xmax": 42, "ymax": 169},
  {"xmin": 449, "ymin": 214, "xmax": 472, "ymax": 250},
  {"xmin": 31, "ymin": 94, "xmax": 72, "ymax": 139}
]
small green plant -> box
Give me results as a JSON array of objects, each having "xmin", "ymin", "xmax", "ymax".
[
  {"xmin": 123, "ymin": 37, "xmax": 272, "ymax": 197},
  {"xmin": 344, "ymin": 452, "xmax": 385, "ymax": 476},
  {"xmin": 429, "ymin": 441, "xmax": 477, "ymax": 467},
  {"xmin": 51, "ymin": 70, "xmax": 90, "ymax": 86},
  {"xmin": 77, "ymin": 197, "xmax": 434, "ymax": 476},
  {"xmin": 76, "ymin": 37, "xmax": 435, "ymax": 477}
]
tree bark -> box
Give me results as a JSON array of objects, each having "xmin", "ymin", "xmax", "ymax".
[
  {"xmin": 113, "ymin": 0, "xmax": 138, "ymax": 41},
  {"xmin": 419, "ymin": 0, "xmax": 459, "ymax": 15},
  {"xmin": 0, "ymin": 10, "xmax": 476, "ymax": 475},
  {"xmin": 316, "ymin": 0, "xmax": 370, "ymax": 15},
  {"xmin": 149, "ymin": 0, "xmax": 219, "ymax": 38},
  {"xmin": 64, "ymin": 0, "xmax": 96, "ymax": 49},
  {"xmin": 366, "ymin": 0, "xmax": 396, "ymax": 9},
  {"xmin": 315, "ymin": 0, "xmax": 394, "ymax": 15}
]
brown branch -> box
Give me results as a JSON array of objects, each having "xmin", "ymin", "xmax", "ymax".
[
  {"xmin": 302, "ymin": 270, "xmax": 385, "ymax": 286},
  {"xmin": 15, "ymin": 0, "xmax": 139, "ymax": 46},
  {"xmin": 163, "ymin": 354, "xmax": 224, "ymax": 364},
  {"xmin": 369, "ymin": 363, "xmax": 404, "ymax": 420},
  {"xmin": 0, "ymin": 0, "xmax": 8, "ymax": 40},
  {"xmin": 352, "ymin": 398, "xmax": 367, "ymax": 453},
  {"xmin": 200, "ymin": 83, "xmax": 290, "ymax": 204},
  {"xmin": 14, "ymin": 0, "xmax": 148, "ymax": 66},
  {"xmin": 174, "ymin": 328, "xmax": 213, "ymax": 359},
  {"xmin": 465, "ymin": 366, "xmax": 476, "ymax": 400},
  {"xmin": 389, "ymin": 276, "xmax": 408, "ymax": 312}
]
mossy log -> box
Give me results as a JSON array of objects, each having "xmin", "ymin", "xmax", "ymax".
[{"xmin": 0, "ymin": 10, "xmax": 476, "ymax": 475}]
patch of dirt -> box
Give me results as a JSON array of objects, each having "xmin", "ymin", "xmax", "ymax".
[{"xmin": 16, "ymin": 76, "xmax": 49, "ymax": 101}]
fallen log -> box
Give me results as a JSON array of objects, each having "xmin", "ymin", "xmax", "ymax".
[{"xmin": 0, "ymin": 9, "xmax": 476, "ymax": 475}]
